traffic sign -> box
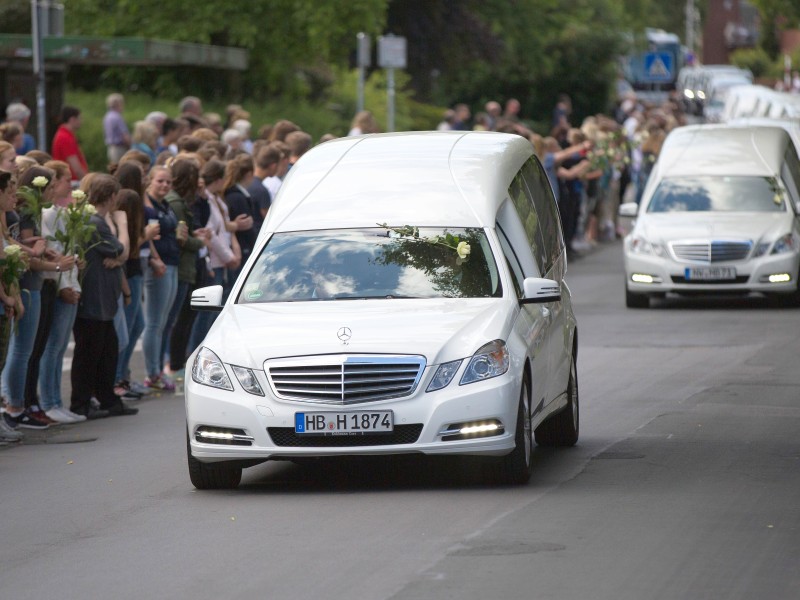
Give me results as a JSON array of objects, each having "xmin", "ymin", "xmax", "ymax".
[
  {"xmin": 643, "ymin": 52, "xmax": 673, "ymax": 83},
  {"xmin": 378, "ymin": 35, "xmax": 406, "ymax": 69}
]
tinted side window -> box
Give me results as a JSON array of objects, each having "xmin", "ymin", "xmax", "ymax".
[
  {"xmin": 521, "ymin": 157, "xmax": 564, "ymax": 273},
  {"xmin": 496, "ymin": 224, "xmax": 524, "ymax": 298},
  {"xmin": 508, "ymin": 172, "xmax": 546, "ymax": 273},
  {"xmin": 784, "ymin": 144, "xmax": 800, "ymax": 207}
]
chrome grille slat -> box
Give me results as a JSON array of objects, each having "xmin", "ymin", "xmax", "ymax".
[
  {"xmin": 266, "ymin": 355, "xmax": 426, "ymax": 405},
  {"xmin": 670, "ymin": 240, "xmax": 752, "ymax": 263}
]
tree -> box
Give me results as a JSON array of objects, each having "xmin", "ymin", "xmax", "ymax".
[{"xmin": 64, "ymin": 0, "xmax": 388, "ymax": 96}]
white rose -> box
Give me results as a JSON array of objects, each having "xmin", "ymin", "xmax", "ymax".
[
  {"xmin": 71, "ymin": 190, "xmax": 86, "ymax": 202},
  {"xmin": 4, "ymin": 244, "xmax": 21, "ymax": 258},
  {"xmin": 32, "ymin": 176, "xmax": 49, "ymax": 188},
  {"xmin": 83, "ymin": 204, "xmax": 97, "ymax": 216},
  {"xmin": 456, "ymin": 241, "xmax": 471, "ymax": 259}
]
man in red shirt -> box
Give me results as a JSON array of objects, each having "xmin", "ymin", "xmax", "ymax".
[{"xmin": 51, "ymin": 105, "xmax": 88, "ymax": 183}]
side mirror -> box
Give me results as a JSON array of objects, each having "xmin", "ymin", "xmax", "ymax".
[
  {"xmin": 520, "ymin": 277, "xmax": 561, "ymax": 304},
  {"xmin": 618, "ymin": 202, "xmax": 639, "ymax": 218},
  {"xmin": 191, "ymin": 285, "xmax": 224, "ymax": 312}
]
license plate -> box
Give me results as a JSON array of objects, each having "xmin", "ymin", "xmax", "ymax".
[
  {"xmin": 295, "ymin": 411, "xmax": 394, "ymax": 435},
  {"xmin": 685, "ymin": 266, "xmax": 736, "ymax": 281}
]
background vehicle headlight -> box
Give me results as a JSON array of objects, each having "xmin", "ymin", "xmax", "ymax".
[
  {"xmin": 192, "ymin": 347, "xmax": 234, "ymax": 391},
  {"xmin": 427, "ymin": 360, "xmax": 462, "ymax": 392},
  {"xmin": 771, "ymin": 233, "xmax": 799, "ymax": 255},
  {"xmin": 231, "ymin": 365, "xmax": 264, "ymax": 396},
  {"xmin": 628, "ymin": 236, "xmax": 665, "ymax": 256},
  {"xmin": 460, "ymin": 340, "xmax": 509, "ymax": 385}
]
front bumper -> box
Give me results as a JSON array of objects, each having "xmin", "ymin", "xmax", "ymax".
[
  {"xmin": 185, "ymin": 366, "xmax": 521, "ymax": 464},
  {"xmin": 624, "ymin": 251, "xmax": 800, "ymax": 295}
]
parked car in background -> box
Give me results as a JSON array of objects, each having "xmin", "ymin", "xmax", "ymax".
[
  {"xmin": 621, "ymin": 125, "xmax": 800, "ymax": 308},
  {"xmin": 186, "ymin": 131, "xmax": 580, "ymax": 488}
]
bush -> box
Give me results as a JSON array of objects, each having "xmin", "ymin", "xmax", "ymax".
[{"xmin": 729, "ymin": 47, "xmax": 776, "ymax": 79}]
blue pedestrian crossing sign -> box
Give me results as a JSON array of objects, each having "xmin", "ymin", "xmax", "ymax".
[{"xmin": 643, "ymin": 52, "xmax": 673, "ymax": 82}]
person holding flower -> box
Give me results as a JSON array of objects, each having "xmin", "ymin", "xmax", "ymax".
[
  {"xmin": 1, "ymin": 167, "xmax": 75, "ymax": 429},
  {"xmin": 69, "ymin": 174, "xmax": 137, "ymax": 418},
  {"xmin": 36, "ymin": 164, "xmax": 89, "ymax": 423},
  {"xmin": 0, "ymin": 170, "xmax": 26, "ymax": 442}
]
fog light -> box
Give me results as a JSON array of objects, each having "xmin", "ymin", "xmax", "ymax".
[
  {"xmin": 195, "ymin": 426, "xmax": 254, "ymax": 446},
  {"xmin": 631, "ymin": 273, "xmax": 661, "ymax": 284},
  {"xmin": 768, "ymin": 273, "xmax": 791, "ymax": 283},
  {"xmin": 199, "ymin": 430, "xmax": 234, "ymax": 440},
  {"xmin": 439, "ymin": 419, "xmax": 504, "ymax": 441}
]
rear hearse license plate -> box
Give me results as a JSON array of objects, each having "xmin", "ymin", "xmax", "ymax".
[
  {"xmin": 295, "ymin": 411, "xmax": 394, "ymax": 435},
  {"xmin": 685, "ymin": 266, "xmax": 736, "ymax": 281}
]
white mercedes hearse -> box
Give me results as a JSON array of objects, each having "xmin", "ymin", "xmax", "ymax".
[
  {"xmin": 622, "ymin": 125, "xmax": 800, "ymax": 308},
  {"xmin": 186, "ymin": 131, "xmax": 579, "ymax": 488}
]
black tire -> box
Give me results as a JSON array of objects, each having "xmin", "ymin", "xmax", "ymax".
[
  {"xmin": 535, "ymin": 355, "xmax": 579, "ymax": 447},
  {"xmin": 187, "ymin": 432, "xmax": 242, "ymax": 490},
  {"xmin": 498, "ymin": 378, "xmax": 533, "ymax": 485},
  {"xmin": 625, "ymin": 285, "xmax": 649, "ymax": 308}
]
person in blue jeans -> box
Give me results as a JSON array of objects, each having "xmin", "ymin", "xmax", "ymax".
[
  {"xmin": 141, "ymin": 166, "xmax": 181, "ymax": 391},
  {"xmin": 2, "ymin": 166, "xmax": 75, "ymax": 429}
]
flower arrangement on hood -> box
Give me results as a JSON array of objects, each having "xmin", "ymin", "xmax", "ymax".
[{"xmin": 378, "ymin": 223, "xmax": 471, "ymax": 263}]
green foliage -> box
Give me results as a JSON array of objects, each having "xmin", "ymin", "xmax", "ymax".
[
  {"xmin": 64, "ymin": 0, "xmax": 389, "ymax": 96},
  {"xmin": 729, "ymin": 47, "xmax": 780, "ymax": 79}
]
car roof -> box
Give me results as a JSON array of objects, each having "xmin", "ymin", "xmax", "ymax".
[
  {"xmin": 727, "ymin": 117, "xmax": 800, "ymax": 150},
  {"xmin": 656, "ymin": 125, "xmax": 790, "ymax": 177},
  {"xmin": 263, "ymin": 131, "xmax": 533, "ymax": 233}
]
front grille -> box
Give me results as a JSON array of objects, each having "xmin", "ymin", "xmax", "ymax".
[
  {"xmin": 267, "ymin": 425, "xmax": 423, "ymax": 447},
  {"xmin": 671, "ymin": 275, "xmax": 750, "ymax": 284},
  {"xmin": 670, "ymin": 240, "xmax": 752, "ymax": 263},
  {"xmin": 266, "ymin": 355, "xmax": 426, "ymax": 405}
]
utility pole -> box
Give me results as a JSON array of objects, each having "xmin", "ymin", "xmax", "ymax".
[
  {"xmin": 685, "ymin": 0, "xmax": 696, "ymax": 55},
  {"xmin": 31, "ymin": 0, "xmax": 47, "ymax": 150}
]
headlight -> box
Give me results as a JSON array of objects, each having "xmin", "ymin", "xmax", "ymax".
[
  {"xmin": 628, "ymin": 235, "xmax": 665, "ymax": 256},
  {"xmin": 192, "ymin": 347, "xmax": 234, "ymax": 391},
  {"xmin": 427, "ymin": 359, "xmax": 462, "ymax": 392},
  {"xmin": 753, "ymin": 242, "xmax": 771, "ymax": 258},
  {"xmin": 771, "ymin": 233, "xmax": 799, "ymax": 255},
  {"xmin": 460, "ymin": 340, "xmax": 509, "ymax": 385},
  {"xmin": 231, "ymin": 365, "xmax": 264, "ymax": 396}
]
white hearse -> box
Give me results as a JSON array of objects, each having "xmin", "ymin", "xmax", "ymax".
[
  {"xmin": 186, "ymin": 131, "xmax": 579, "ymax": 488},
  {"xmin": 622, "ymin": 125, "xmax": 800, "ymax": 308}
]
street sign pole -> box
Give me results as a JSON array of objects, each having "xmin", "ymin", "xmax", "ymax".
[
  {"xmin": 31, "ymin": 0, "xmax": 47, "ymax": 150},
  {"xmin": 356, "ymin": 33, "xmax": 371, "ymax": 114},
  {"xmin": 377, "ymin": 34, "xmax": 406, "ymax": 134}
]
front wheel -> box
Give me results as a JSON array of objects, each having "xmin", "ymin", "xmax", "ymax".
[
  {"xmin": 535, "ymin": 355, "xmax": 579, "ymax": 447},
  {"xmin": 498, "ymin": 378, "xmax": 533, "ymax": 485},
  {"xmin": 626, "ymin": 285, "xmax": 650, "ymax": 308},
  {"xmin": 187, "ymin": 433, "xmax": 242, "ymax": 490}
]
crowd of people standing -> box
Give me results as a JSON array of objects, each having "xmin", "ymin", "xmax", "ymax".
[
  {"xmin": 0, "ymin": 88, "xmax": 684, "ymax": 445},
  {"xmin": 0, "ymin": 95, "xmax": 314, "ymax": 443}
]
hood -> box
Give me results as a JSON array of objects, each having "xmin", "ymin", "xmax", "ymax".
[
  {"xmin": 201, "ymin": 298, "xmax": 515, "ymax": 369},
  {"xmin": 637, "ymin": 212, "xmax": 795, "ymax": 244}
]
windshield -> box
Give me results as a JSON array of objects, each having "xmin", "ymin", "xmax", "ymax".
[
  {"xmin": 647, "ymin": 176, "xmax": 786, "ymax": 213},
  {"xmin": 238, "ymin": 227, "xmax": 502, "ymax": 303}
]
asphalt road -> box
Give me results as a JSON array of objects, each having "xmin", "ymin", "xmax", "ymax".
[{"xmin": 1, "ymin": 240, "xmax": 798, "ymax": 600}]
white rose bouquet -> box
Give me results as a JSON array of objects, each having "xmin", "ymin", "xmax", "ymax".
[{"xmin": 16, "ymin": 175, "xmax": 53, "ymax": 232}]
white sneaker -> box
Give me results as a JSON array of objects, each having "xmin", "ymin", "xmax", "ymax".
[
  {"xmin": 61, "ymin": 408, "xmax": 87, "ymax": 422},
  {"xmin": 45, "ymin": 408, "xmax": 79, "ymax": 424},
  {"xmin": 0, "ymin": 416, "xmax": 23, "ymax": 441}
]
